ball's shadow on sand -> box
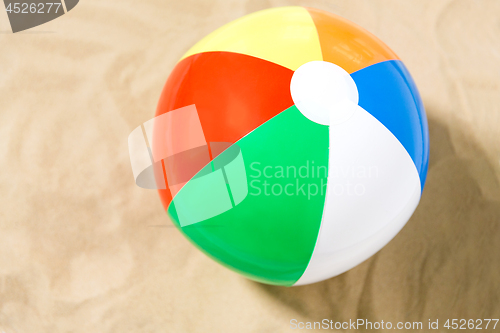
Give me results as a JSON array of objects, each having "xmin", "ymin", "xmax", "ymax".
[{"xmin": 251, "ymin": 110, "xmax": 500, "ymax": 325}]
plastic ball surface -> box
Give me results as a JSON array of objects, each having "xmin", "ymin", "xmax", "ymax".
[{"xmin": 153, "ymin": 6, "xmax": 429, "ymax": 286}]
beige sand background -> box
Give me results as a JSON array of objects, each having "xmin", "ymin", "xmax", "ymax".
[{"xmin": 0, "ymin": 0, "xmax": 499, "ymax": 332}]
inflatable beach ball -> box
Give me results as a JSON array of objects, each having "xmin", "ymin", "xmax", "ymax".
[{"xmin": 152, "ymin": 6, "xmax": 429, "ymax": 286}]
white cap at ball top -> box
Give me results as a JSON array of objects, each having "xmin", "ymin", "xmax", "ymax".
[{"xmin": 290, "ymin": 61, "xmax": 359, "ymax": 125}]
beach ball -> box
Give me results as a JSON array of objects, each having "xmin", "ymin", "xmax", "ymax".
[{"xmin": 152, "ymin": 7, "xmax": 429, "ymax": 286}]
